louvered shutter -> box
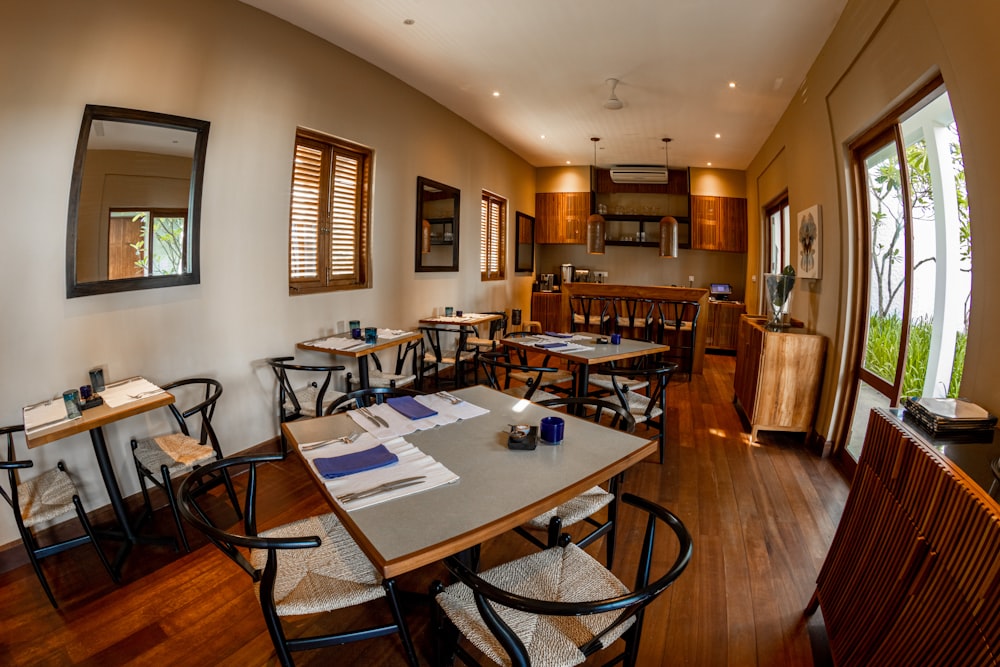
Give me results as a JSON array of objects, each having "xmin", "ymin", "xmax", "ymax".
[
  {"xmin": 481, "ymin": 191, "xmax": 507, "ymax": 281},
  {"xmin": 329, "ymin": 152, "xmax": 361, "ymax": 282},
  {"xmin": 289, "ymin": 140, "xmax": 324, "ymax": 286}
]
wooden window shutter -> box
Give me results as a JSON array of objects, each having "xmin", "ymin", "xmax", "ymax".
[{"xmin": 480, "ymin": 191, "xmax": 506, "ymax": 281}]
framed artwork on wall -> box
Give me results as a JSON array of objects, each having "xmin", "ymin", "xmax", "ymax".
[{"xmin": 797, "ymin": 205, "xmax": 821, "ymax": 279}]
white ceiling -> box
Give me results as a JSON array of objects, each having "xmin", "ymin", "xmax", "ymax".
[{"xmin": 238, "ymin": 0, "xmax": 847, "ymax": 170}]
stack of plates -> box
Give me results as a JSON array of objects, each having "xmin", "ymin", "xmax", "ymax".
[{"xmin": 903, "ymin": 396, "xmax": 998, "ymax": 440}]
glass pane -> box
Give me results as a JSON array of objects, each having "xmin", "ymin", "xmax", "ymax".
[
  {"xmin": 862, "ymin": 142, "xmax": 907, "ymax": 386},
  {"xmin": 900, "ymin": 92, "xmax": 970, "ymax": 398},
  {"xmin": 845, "ymin": 379, "xmax": 892, "ymax": 460},
  {"xmin": 150, "ymin": 215, "xmax": 186, "ymax": 276}
]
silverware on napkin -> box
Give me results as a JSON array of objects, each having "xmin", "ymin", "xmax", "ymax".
[
  {"xmin": 301, "ymin": 432, "xmax": 362, "ymax": 451},
  {"xmin": 358, "ymin": 407, "xmax": 389, "ymax": 428},
  {"xmin": 336, "ymin": 476, "xmax": 426, "ymax": 503}
]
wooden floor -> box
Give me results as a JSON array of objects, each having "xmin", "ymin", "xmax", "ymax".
[{"xmin": 0, "ymin": 354, "xmax": 848, "ymax": 666}]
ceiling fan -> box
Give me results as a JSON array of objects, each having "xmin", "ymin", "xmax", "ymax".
[{"xmin": 603, "ymin": 78, "xmax": 623, "ymax": 110}]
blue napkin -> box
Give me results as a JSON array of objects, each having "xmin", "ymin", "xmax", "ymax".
[
  {"xmin": 536, "ymin": 342, "xmax": 568, "ymax": 349},
  {"xmin": 314, "ymin": 445, "xmax": 398, "ymax": 479},
  {"xmin": 544, "ymin": 332, "xmax": 574, "ymax": 338},
  {"xmin": 387, "ymin": 395, "xmax": 438, "ymax": 420}
]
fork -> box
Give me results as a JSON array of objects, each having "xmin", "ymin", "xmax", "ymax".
[{"xmin": 302, "ymin": 431, "xmax": 362, "ymax": 451}]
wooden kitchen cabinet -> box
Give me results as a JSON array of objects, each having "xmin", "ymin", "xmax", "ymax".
[
  {"xmin": 534, "ymin": 192, "xmax": 590, "ymax": 244},
  {"xmin": 705, "ymin": 301, "xmax": 745, "ymax": 350},
  {"xmin": 530, "ymin": 292, "xmax": 562, "ymax": 332},
  {"xmin": 734, "ymin": 315, "xmax": 825, "ymax": 441},
  {"xmin": 690, "ymin": 195, "xmax": 747, "ymax": 252}
]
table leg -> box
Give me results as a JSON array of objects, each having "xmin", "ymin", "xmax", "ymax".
[{"xmin": 356, "ymin": 356, "xmax": 371, "ymax": 389}]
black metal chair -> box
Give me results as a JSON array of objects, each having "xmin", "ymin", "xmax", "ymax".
[
  {"xmin": 324, "ymin": 385, "xmax": 427, "ymax": 414},
  {"xmin": 267, "ymin": 357, "xmax": 346, "ymax": 453},
  {"xmin": 477, "ymin": 350, "xmax": 566, "ymax": 402},
  {"xmin": 594, "ymin": 361, "xmax": 678, "ymax": 464},
  {"xmin": 515, "ymin": 397, "xmax": 636, "ymax": 568},
  {"xmin": 611, "ymin": 297, "xmax": 656, "ymax": 340},
  {"xmin": 0, "ymin": 424, "xmax": 118, "ymax": 607},
  {"xmin": 654, "ymin": 299, "xmax": 702, "ymax": 380},
  {"xmin": 420, "ymin": 326, "xmax": 478, "ymax": 390},
  {"xmin": 431, "ymin": 493, "xmax": 692, "ymax": 667},
  {"xmin": 130, "ymin": 378, "xmax": 242, "ymax": 552},
  {"xmin": 178, "ymin": 453, "xmax": 419, "ymax": 667},
  {"xmin": 345, "ymin": 337, "xmax": 423, "ymax": 392},
  {"xmin": 500, "ymin": 332, "xmax": 576, "ymax": 396},
  {"xmin": 569, "ymin": 295, "xmax": 611, "ymax": 334},
  {"xmin": 464, "ymin": 312, "xmax": 509, "ymax": 384}
]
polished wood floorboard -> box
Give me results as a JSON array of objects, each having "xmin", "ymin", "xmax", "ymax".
[{"xmin": 0, "ymin": 354, "xmax": 848, "ymax": 666}]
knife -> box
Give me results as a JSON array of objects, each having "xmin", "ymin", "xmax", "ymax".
[
  {"xmin": 359, "ymin": 407, "xmax": 390, "ymax": 428},
  {"xmin": 336, "ymin": 476, "xmax": 426, "ymax": 503}
]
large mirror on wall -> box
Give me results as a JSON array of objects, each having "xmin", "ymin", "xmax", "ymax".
[
  {"xmin": 514, "ymin": 211, "xmax": 534, "ymax": 273},
  {"xmin": 66, "ymin": 104, "xmax": 210, "ymax": 297},
  {"xmin": 415, "ymin": 176, "xmax": 460, "ymax": 272}
]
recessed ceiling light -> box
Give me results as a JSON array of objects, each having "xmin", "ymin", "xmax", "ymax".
[
  {"xmin": 715, "ymin": 133, "xmax": 722, "ymax": 139},
  {"xmin": 565, "ymin": 160, "xmax": 571, "ymax": 165},
  {"xmin": 492, "ymin": 91, "xmax": 500, "ymax": 97},
  {"xmin": 540, "ymin": 134, "xmax": 546, "ymax": 139},
  {"xmin": 728, "ymin": 82, "xmax": 736, "ymax": 88},
  {"xmin": 707, "ymin": 162, "xmax": 713, "ymax": 166}
]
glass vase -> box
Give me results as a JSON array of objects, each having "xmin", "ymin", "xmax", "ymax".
[{"xmin": 764, "ymin": 273, "xmax": 795, "ymax": 331}]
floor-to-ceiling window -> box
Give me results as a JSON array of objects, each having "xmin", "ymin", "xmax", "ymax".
[{"xmin": 845, "ymin": 78, "xmax": 971, "ymax": 459}]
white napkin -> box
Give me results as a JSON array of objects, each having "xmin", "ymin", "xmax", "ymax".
[
  {"xmin": 100, "ymin": 377, "xmax": 166, "ymax": 408},
  {"xmin": 376, "ymin": 328, "xmax": 415, "ymax": 339},
  {"xmin": 305, "ymin": 335, "xmax": 371, "ymax": 351},
  {"xmin": 302, "ymin": 434, "xmax": 459, "ymax": 510},
  {"xmin": 346, "ymin": 395, "xmax": 489, "ymax": 438},
  {"xmin": 23, "ymin": 398, "xmax": 75, "ymax": 434}
]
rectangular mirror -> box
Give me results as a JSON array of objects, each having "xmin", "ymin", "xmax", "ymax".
[
  {"xmin": 515, "ymin": 211, "xmax": 534, "ymax": 272},
  {"xmin": 415, "ymin": 176, "xmax": 460, "ymax": 272},
  {"xmin": 66, "ymin": 105, "xmax": 210, "ymax": 297}
]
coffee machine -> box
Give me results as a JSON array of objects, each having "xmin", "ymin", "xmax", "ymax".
[
  {"xmin": 538, "ymin": 273, "xmax": 555, "ymax": 292},
  {"xmin": 559, "ymin": 264, "xmax": 575, "ymax": 285}
]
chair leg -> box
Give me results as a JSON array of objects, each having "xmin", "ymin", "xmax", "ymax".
[
  {"xmin": 20, "ymin": 528, "xmax": 57, "ymax": 608},
  {"xmin": 160, "ymin": 466, "xmax": 191, "ymax": 552},
  {"xmin": 545, "ymin": 516, "xmax": 564, "ymax": 548},
  {"xmin": 73, "ymin": 495, "xmax": 119, "ymax": 584},
  {"xmin": 220, "ymin": 467, "xmax": 244, "ymax": 520},
  {"xmin": 383, "ymin": 578, "xmax": 419, "ymax": 667},
  {"xmin": 431, "ymin": 580, "xmax": 459, "ymax": 667}
]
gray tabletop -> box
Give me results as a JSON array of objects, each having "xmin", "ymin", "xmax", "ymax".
[{"xmin": 282, "ymin": 384, "xmax": 655, "ymax": 577}]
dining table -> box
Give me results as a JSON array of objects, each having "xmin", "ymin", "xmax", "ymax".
[
  {"xmin": 297, "ymin": 329, "xmax": 423, "ymax": 390},
  {"xmin": 281, "ymin": 384, "xmax": 656, "ymax": 578},
  {"xmin": 500, "ymin": 332, "xmax": 670, "ymax": 396},
  {"xmin": 24, "ymin": 377, "xmax": 178, "ymax": 574}
]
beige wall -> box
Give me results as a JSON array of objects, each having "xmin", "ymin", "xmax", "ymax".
[
  {"xmin": 0, "ymin": 0, "xmax": 535, "ymax": 546},
  {"xmin": 744, "ymin": 0, "xmax": 1000, "ymax": 447}
]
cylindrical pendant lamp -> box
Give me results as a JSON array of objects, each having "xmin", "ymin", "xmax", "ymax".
[
  {"xmin": 659, "ymin": 216, "xmax": 678, "ymax": 258},
  {"xmin": 587, "ymin": 214, "xmax": 606, "ymax": 254}
]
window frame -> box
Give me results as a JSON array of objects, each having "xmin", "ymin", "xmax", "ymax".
[
  {"xmin": 480, "ymin": 190, "xmax": 507, "ymax": 281},
  {"xmin": 288, "ymin": 128, "xmax": 372, "ymax": 295}
]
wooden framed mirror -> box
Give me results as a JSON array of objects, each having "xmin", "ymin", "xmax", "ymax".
[
  {"xmin": 415, "ymin": 176, "xmax": 460, "ymax": 272},
  {"xmin": 66, "ymin": 104, "xmax": 210, "ymax": 297},
  {"xmin": 514, "ymin": 211, "xmax": 534, "ymax": 272}
]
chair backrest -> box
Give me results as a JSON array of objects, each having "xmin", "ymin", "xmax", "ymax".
[
  {"xmin": 420, "ymin": 325, "xmax": 462, "ymax": 363},
  {"xmin": 178, "ymin": 452, "xmax": 319, "ymax": 580},
  {"xmin": 477, "ymin": 350, "xmax": 561, "ymax": 401},
  {"xmin": 160, "ymin": 378, "xmax": 225, "ymax": 453},
  {"xmin": 482, "ymin": 311, "xmax": 509, "ymax": 340},
  {"xmin": 569, "ymin": 296, "xmax": 611, "ymax": 333},
  {"xmin": 0, "ymin": 424, "xmax": 32, "ymax": 518},
  {"xmin": 611, "ymin": 298, "xmax": 657, "ymax": 340},
  {"xmin": 656, "ymin": 300, "xmax": 702, "ymax": 333},
  {"xmin": 441, "ymin": 493, "xmax": 692, "ymax": 661},
  {"xmin": 535, "ymin": 397, "xmax": 636, "ymax": 433},
  {"xmin": 324, "ymin": 386, "xmax": 426, "ymax": 414},
  {"xmin": 267, "ymin": 357, "xmax": 346, "ymax": 422},
  {"xmin": 595, "ymin": 362, "xmax": 678, "ymax": 420}
]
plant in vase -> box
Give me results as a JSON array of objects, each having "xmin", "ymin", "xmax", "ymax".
[{"xmin": 764, "ymin": 265, "xmax": 796, "ymax": 330}]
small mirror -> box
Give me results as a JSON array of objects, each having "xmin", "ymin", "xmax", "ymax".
[
  {"xmin": 67, "ymin": 105, "xmax": 210, "ymax": 297},
  {"xmin": 415, "ymin": 176, "xmax": 460, "ymax": 272},
  {"xmin": 514, "ymin": 211, "xmax": 534, "ymax": 272}
]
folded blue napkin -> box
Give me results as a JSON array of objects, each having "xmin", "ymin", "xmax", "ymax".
[
  {"xmin": 387, "ymin": 395, "xmax": 438, "ymax": 420},
  {"xmin": 544, "ymin": 332, "xmax": 574, "ymax": 338},
  {"xmin": 536, "ymin": 342, "xmax": 568, "ymax": 349},
  {"xmin": 314, "ymin": 445, "xmax": 398, "ymax": 479}
]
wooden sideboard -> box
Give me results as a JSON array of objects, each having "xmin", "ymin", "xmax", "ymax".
[
  {"xmin": 733, "ymin": 315, "xmax": 825, "ymax": 441},
  {"xmin": 530, "ymin": 292, "xmax": 563, "ymax": 332},
  {"xmin": 808, "ymin": 408, "xmax": 1000, "ymax": 665}
]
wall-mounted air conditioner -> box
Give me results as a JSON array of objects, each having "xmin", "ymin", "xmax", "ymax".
[{"xmin": 609, "ymin": 167, "xmax": 670, "ymax": 184}]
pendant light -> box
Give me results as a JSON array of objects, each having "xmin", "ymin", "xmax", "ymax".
[
  {"xmin": 586, "ymin": 137, "xmax": 606, "ymax": 254},
  {"xmin": 659, "ymin": 138, "xmax": 678, "ymax": 258}
]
